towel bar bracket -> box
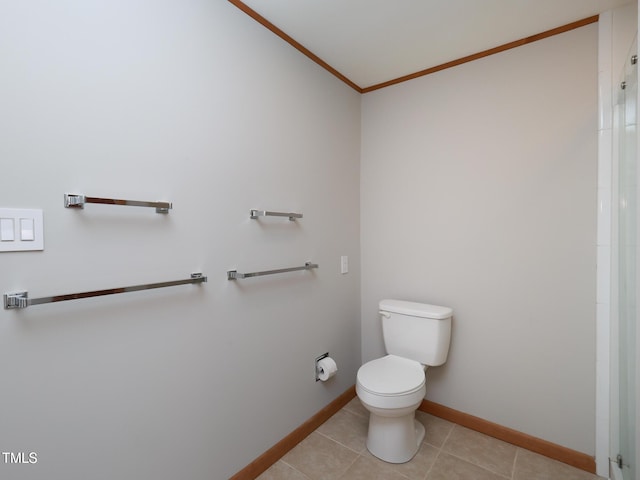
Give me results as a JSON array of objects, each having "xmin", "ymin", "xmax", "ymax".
[
  {"xmin": 4, "ymin": 291, "xmax": 28, "ymax": 309},
  {"xmin": 64, "ymin": 194, "xmax": 86, "ymax": 208}
]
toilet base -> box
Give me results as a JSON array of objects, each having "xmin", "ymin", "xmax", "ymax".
[{"xmin": 366, "ymin": 411, "xmax": 425, "ymax": 463}]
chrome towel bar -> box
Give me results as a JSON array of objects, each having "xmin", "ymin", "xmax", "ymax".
[
  {"xmin": 65, "ymin": 194, "xmax": 172, "ymax": 213},
  {"xmin": 4, "ymin": 273, "xmax": 207, "ymax": 309},
  {"xmin": 250, "ymin": 209, "xmax": 302, "ymax": 221},
  {"xmin": 227, "ymin": 262, "xmax": 318, "ymax": 280}
]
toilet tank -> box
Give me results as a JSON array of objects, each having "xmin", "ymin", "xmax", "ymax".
[{"xmin": 380, "ymin": 299, "xmax": 452, "ymax": 366}]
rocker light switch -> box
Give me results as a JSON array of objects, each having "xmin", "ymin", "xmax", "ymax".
[
  {"xmin": 1, "ymin": 218, "xmax": 15, "ymax": 241},
  {"xmin": 340, "ymin": 255, "xmax": 348, "ymax": 274},
  {"xmin": 20, "ymin": 218, "xmax": 34, "ymax": 241}
]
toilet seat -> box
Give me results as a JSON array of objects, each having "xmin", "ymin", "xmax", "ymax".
[{"xmin": 357, "ymin": 355, "xmax": 425, "ymax": 397}]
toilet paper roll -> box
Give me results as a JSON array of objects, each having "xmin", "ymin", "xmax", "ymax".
[{"xmin": 317, "ymin": 357, "xmax": 338, "ymax": 381}]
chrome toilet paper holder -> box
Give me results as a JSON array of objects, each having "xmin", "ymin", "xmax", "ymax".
[{"xmin": 315, "ymin": 352, "xmax": 330, "ymax": 382}]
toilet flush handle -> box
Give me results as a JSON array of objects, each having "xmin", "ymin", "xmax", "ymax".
[{"xmin": 379, "ymin": 311, "xmax": 391, "ymax": 318}]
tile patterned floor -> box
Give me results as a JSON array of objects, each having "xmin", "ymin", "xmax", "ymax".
[{"xmin": 257, "ymin": 398, "xmax": 603, "ymax": 480}]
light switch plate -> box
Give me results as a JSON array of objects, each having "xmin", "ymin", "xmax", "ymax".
[
  {"xmin": 340, "ymin": 255, "xmax": 348, "ymax": 274},
  {"xmin": 0, "ymin": 208, "xmax": 43, "ymax": 252}
]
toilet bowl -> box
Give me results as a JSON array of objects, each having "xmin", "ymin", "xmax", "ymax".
[
  {"xmin": 356, "ymin": 299, "xmax": 452, "ymax": 464},
  {"xmin": 356, "ymin": 355, "xmax": 427, "ymax": 463}
]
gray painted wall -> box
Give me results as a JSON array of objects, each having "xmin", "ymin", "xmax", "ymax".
[
  {"xmin": 0, "ymin": 1, "xmax": 361, "ymax": 479},
  {"xmin": 0, "ymin": 0, "xmax": 609, "ymax": 476},
  {"xmin": 361, "ymin": 25, "xmax": 598, "ymax": 454}
]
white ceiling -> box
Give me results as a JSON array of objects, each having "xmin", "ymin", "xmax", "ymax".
[{"xmin": 236, "ymin": 0, "xmax": 631, "ymax": 89}]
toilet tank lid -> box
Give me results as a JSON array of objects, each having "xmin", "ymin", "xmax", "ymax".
[{"xmin": 379, "ymin": 299, "xmax": 452, "ymax": 319}]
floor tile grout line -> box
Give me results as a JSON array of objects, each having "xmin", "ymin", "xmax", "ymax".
[
  {"xmin": 422, "ymin": 421, "xmax": 456, "ymax": 480},
  {"xmin": 314, "ymin": 429, "xmax": 366, "ymax": 455},
  {"xmin": 338, "ymin": 407, "xmax": 370, "ymax": 422},
  {"xmin": 341, "ymin": 407, "xmax": 368, "ymax": 420},
  {"xmin": 440, "ymin": 424, "xmax": 516, "ymax": 479},
  {"xmin": 440, "ymin": 449, "xmax": 513, "ymax": 479},
  {"xmin": 278, "ymin": 459, "xmax": 314, "ymax": 480},
  {"xmin": 511, "ymin": 447, "xmax": 520, "ymax": 480},
  {"xmin": 422, "ymin": 446, "xmax": 442, "ymax": 480},
  {"xmin": 337, "ymin": 451, "xmax": 363, "ymax": 480},
  {"xmin": 439, "ymin": 422, "xmax": 456, "ymax": 452},
  {"xmin": 354, "ymin": 450, "xmax": 415, "ymax": 480},
  {"xmin": 444, "ymin": 452, "xmax": 512, "ymax": 480}
]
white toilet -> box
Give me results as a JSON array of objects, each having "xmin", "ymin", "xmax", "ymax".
[{"xmin": 356, "ymin": 299, "xmax": 452, "ymax": 463}]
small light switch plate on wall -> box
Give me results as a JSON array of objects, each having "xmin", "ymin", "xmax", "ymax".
[
  {"xmin": 340, "ymin": 255, "xmax": 348, "ymax": 274},
  {"xmin": 0, "ymin": 208, "xmax": 44, "ymax": 252}
]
